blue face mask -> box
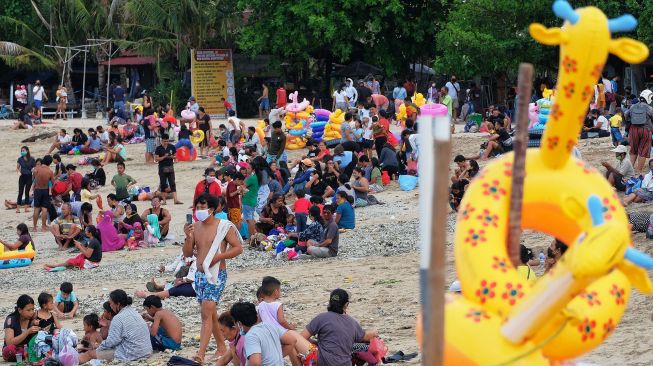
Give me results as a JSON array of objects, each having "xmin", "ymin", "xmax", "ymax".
[
  {"xmin": 20, "ymin": 151, "xmax": 27, "ymax": 157},
  {"xmin": 238, "ymin": 324, "xmax": 246, "ymax": 336}
]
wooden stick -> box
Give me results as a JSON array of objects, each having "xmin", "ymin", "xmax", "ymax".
[{"xmin": 508, "ymin": 63, "xmax": 533, "ymax": 267}]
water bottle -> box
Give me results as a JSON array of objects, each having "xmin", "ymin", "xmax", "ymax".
[
  {"xmin": 16, "ymin": 352, "xmax": 24, "ymax": 366},
  {"xmin": 539, "ymin": 251, "xmax": 546, "ymax": 267}
]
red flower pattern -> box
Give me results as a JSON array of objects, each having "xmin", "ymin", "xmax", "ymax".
[
  {"xmin": 601, "ymin": 197, "xmax": 617, "ymax": 221},
  {"xmin": 465, "ymin": 308, "xmax": 491, "ymax": 323},
  {"xmin": 563, "ymin": 56, "xmax": 577, "ymax": 73},
  {"xmin": 492, "ymin": 256, "xmax": 509, "ymax": 273},
  {"xmin": 458, "ymin": 204, "xmax": 475, "ymax": 221},
  {"xmin": 501, "ymin": 282, "xmax": 525, "ymax": 306},
  {"xmin": 482, "ymin": 180, "xmax": 507, "ymax": 200},
  {"xmin": 475, "ymin": 280, "xmax": 496, "ymax": 304},
  {"xmin": 563, "ymin": 82, "xmax": 576, "ymax": 98},
  {"xmin": 465, "ymin": 229, "xmax": 487, "ymax": 247},
  {"xmin": 550, "ymin": 104, "xmax": 563, "ymax": 120},
  {"xmin": 581, "ymin": 85, "xmax": 592, "ymax": 100},
  {"xmin": 610, "ymin": 284, "xmax": 626, "ymax": 305},
  {"xmin": 477, "ymin": 209, "xmax": 499, "ymax": 228},
  {"xmin": 578, "ymin": 290, "xmax": 601, "ymax": 306},
  {"xmin": 503, "ymin": 162, "xmax": 513, "ymax": 177},
  {"xmin": 575, "ymin": 161, "xmax": 593, "ymax": 174},
  {"xmin": 603, "ymin": 318, "xmax": 615, "ymax": 340},
  {"xmin": 566, "ymin": 139, "xmax": 575, "ymax": 153},
  {"xmin": 547, "ymin": 136, "xmax": 560, "ymax": 150},
  {"xmin": 578, "ymin": 318, "xmax": 597, "ymax": 342},
  {"xmin": 591, "ymin": 64, "xmax": 604, "ymax": 79}
]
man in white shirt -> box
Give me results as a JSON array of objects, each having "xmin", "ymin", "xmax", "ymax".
[
  {"xmin": 602, "ymin": 145, "xmax": 635, "ymax": 192},
  {"xmin": 445, "ymin": 76, "xmax": 461, "ymax": 121},
  {"xmin": 345, "ymin": 78, "xmax": 358, "ymax": 108},
  {"xmin": 582, "ymin": 109, "xmax": 610, "ymax": 138},
  {"xmin": 33, "ymin": 80, "xmax": 45, "ymax": 109}
]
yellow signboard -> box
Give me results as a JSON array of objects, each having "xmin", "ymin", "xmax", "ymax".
[{"xmin": 190, "ymin": 49, "xmax": 236, "ymax": 118}]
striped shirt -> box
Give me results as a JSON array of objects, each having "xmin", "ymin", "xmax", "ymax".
[{"xmin": 97, "ymin": 306, "xmax": 152, "ymax": 361}]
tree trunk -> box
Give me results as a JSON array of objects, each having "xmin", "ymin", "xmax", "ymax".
[
  {"xmin": 97, "ymin": 50, "xmax": 106, "ymax": 102},
  {"xmin": 64, "ymin": 59, "xmax": 75, "ymax": 105},
  {"xmin": 324, "ymin": 53, "xmax": 333, "ymax": 103}
]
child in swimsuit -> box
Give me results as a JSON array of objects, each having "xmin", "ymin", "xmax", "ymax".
[{"xmin": 36, "ymin": 292, "xmax": 60, "ymax": 334}]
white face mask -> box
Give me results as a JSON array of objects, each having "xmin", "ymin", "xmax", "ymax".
[
  {"xmin": 206, "ymin": 176, "xmax": 216, "ymax": 183},
  {"xmin": 195, "ymin": 209, "xmax": 212, "ymax": 222}
]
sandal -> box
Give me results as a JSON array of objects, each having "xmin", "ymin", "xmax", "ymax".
[{"xmin": 145, "ymin": 280, "xmax": 157, "ymax": 293}]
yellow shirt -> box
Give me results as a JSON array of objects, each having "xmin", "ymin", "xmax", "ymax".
[
  {"xmin": 517, "ymin": 265, "xmax": 537, "ymax": 284},
  {"xmin": 609, "ymin": 114, "xmax": 622, "ymax": 128},
  {"xmin": 80, "ymin": 189, "xmax": 93, "ymax": 203}
]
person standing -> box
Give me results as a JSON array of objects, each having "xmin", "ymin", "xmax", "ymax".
[
  {"xmin": 332, "ymin": 84, "xmax": 349, "ymax": 111},
  {"xmin": 32, "ymin": 80, "xmax": 45, "ymax": 110},
  {"xmin": 427, "ymin": 82, "xmax": 438, "ymax": 103},
  {"xmin": 356, "ymin": 80, "xmax": 371, "ymax": 105},
  {"xmin": 183, "ymin": 194, "xmax": 244, "ymax": 364},
  {"xmin": 54, "ymin": 86, "xmax": 68, "ymax": 120},
  {"xmin": 276, "ymin": 85, "xmax": 287, "ymax": 109},
  {"xmin": 155, "ymin": 134, "xmax": 183, "ymax": 205},
  {"xmin": 111, "ymin": 162, "xmax": 136, "ymax": 202},
  {"xmin": 32, "ymin": 155, "xmax": 54, "ymax": 232},
  {"xmin": 445, "ymin": 76, "xmax": 461, "ymax": 121},
  {"xmin": 267, "ymin": 121, "xmax": 287, "ymax": 164},
  {"xmin": 403, "ymin": 78, "xmax": 415, "ymax": 98},
  {"xmin": 188, "ymin": 96, "xmax": 200, "ymax": 114},
  {"xmin": 113, "ymin": 84, "xmax": 125, "ymax": 116},
  {"xmin": 625, "ymin": 97, "xmax": 653, "ymax": 174},
  {"xmin": 197, "ymin": 107, "xmax": 212, "ymax": 157},
  {"xmin": 393, "ymin": 84, "xmax": 407, "ymax": 113},
  {"xmin": 16, "ymin": 146, "xmax": 35, "ymax": 213},
  {"xmin": 366, "ymin": 76, "xmax": 380, "ymax": 95},
  {"xmin": 440, "ymin": 87, "xmax": 454, "ymax": 134},
  {"xmin": 143, "ymin": 115, "xmax": 158, "ymax": 164},
  {"xmin": 345, "ymin": 78, "xmax": 358, "ymax": 108},
  {"xmin": 258, "ymin": 83, "xmax": 270, "ymax": 119}
]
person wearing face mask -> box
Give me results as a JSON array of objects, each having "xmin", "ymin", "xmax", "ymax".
[
  {"xmin": 427, "ymin": 82, "xmax": 438, "ymax": 103},
  {"xmin": 345, "ymin": 78, "xmax": 358, "ymax": 108},
  {"xmin": 81, "ymin": 128, "xmax": 103, "ymax": 154},
  {"xmin": 16, "ymin": 146, "xmax": 35, "ymax": 213},
  {"xmin": 183, "ymin": 194, "xmax": 244, "ymax": 363},
  {"xmin": 601, "ymin": 145, "xmax": 635, "ymax": 192},
  {"xmin": 194, "ymin": 168, "xmax": 222, "ymax": 203},
  {"xmin": 623, "ymin": 159, "xmax": 653, "ymax": 206},
  {"xmin": 332, "ymin": 83, "xmax": 349, "ymax": 112}
]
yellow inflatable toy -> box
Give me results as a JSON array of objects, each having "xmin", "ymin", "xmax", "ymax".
[
  {"xmin": 412, "ymin": 93, "xmax": 426, "ymax": 107},
  {"xmin": 323, "ymin": 109, "xmax": 345, "ymax": 141},
  {"xmin": 190, "ymin": 130, "xmax": 205, "ymax": 145},
  {"xmin": 255, "ymin": 120, "xmax": 266, "ymax": 142},
  {"xmin": 444, "ymin": 2, "xmax": 652, "ymax": 365},
  {"xmin": 0, "ymin": 242, "xmax": 35, "ymax": 260},
  {"xmin": 286, "ymin": 135, "xmax": 306, "ymax": 150},
  {"xmin": 396, "ymin": 104, "xmax": 407, "ymax": 123}
]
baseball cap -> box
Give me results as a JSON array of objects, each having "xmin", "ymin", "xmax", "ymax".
[
  {"xmin": 188, "ymin": 96, "xmax": 196, "ymax": 102},
  {"xmin": 237, "ymin": 162, "xmax": 250, "ymax": 170},
  {"xmin": 611, "ymin": 145, "xmax": 628, "ymax": 154},
  {"xmin": 302, "ymin": 158, "xmax": 314, "ymax": 167},
  {"xmin": 449, "ymin": 280, "xmax": 462, "ymax": 293}
]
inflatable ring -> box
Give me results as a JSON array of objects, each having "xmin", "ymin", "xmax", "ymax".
[
  {"xmin": 191, "ymin": 130, "xmax": 205, "ymax": 144},
  {"xmin": 444, "ymin": 3, "xmax": 652, "ymax": 365},
  {"xmin": 0, "ymin": 243, "xmax": 35, "ymax": 261},
  {"xmin": 0, "ymin": 258, "xmax": 32, "ymax": 269},
  {"xmin": 176, "ymin": 146, "xmax": 197, "ymax": 161},
  {"xmin": 311, "ymin": 121, "xmax": 327, "ymax": 128},
  {"xmin": 314, "ymin": 108, "xmax": 331, "ymax": 117},
  {"xmin": 255, "ymin": 127, "xmax": 265, "ymax": 142},
  {"xmin": 289, "ymin": 129, "xmax": 307, "ymax": 136}
]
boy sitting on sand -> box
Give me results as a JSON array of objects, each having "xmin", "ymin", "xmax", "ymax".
[
  {"xmin": 55, "ymin": 282, "xmax": 78, "ymax": 319},
  {"xmin": 142, "ymin": 295, "xmax": 183, "ymax": 351}
]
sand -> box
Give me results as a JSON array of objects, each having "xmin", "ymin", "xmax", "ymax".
[{"xmin": 0, "ymin": 118, "xmax": 651, "ymax": 365}]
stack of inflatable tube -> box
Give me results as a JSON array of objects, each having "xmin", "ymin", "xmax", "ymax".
[
  {"xmin": 311, "ymin": 109, "xmax": 331, "ymax": 142},
  {"xmin": 323, "ymin": 109, "xmax": 345, "ymax": 146},
  {"xmin": 0, "ymin": 243, "xmax": 35, "ymax": 269}
]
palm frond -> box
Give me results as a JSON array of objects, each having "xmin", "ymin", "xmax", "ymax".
[
  {"xmin": 30, "ymin": 0, "xmax": 51, "ymax": 30},
  {"xmin": 0, "ymin": 42, "xmax": 57, "ymax": 70}
]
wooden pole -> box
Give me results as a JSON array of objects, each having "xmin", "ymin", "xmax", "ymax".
[
  {"xmin": 419, "ymin": 106, "xmax": 451, "ymax": 366},
  {"xmin": 507, "ymin": 63, "xmax": 533, "ymax": 267}
]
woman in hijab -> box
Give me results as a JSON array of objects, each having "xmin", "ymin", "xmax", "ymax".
[{"xmin": 97, "ymin": 210, "xmax": 126, "ymax": 252}]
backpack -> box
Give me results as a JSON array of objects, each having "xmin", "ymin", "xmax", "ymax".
[{"xmin": 630, "ymin": 103, "xmax": 648, "ymax": 125}]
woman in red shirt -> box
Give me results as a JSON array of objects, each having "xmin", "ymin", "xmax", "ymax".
[{"xmin": 193, "ymin": 168, "xmax": 222, "ymax": 203}]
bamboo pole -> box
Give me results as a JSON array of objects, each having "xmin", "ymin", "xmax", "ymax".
[{"xmin": 507, "ymin": 63, "xmax": 533, "ymax": 267}]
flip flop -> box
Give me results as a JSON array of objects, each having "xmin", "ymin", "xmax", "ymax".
[
  {"xmin": 384, "ymin": 351, "xmax": 405, "ymax": 363},
  {"xmin": 145, "ymin": 280, "xmax": 157, "ymax": 292}
]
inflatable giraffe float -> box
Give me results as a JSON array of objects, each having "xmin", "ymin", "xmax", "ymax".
[{"xmin": 443, "ymin": 1, "xmax": 653, "ymax": 364}]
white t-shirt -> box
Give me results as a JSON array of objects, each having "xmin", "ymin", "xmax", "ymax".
[
  {"xmin": 333, "ymin": 90, "xmax": 347, "ymax": 103},
  {"xmin": 362, "ymin": 118, "xmax": 373, "ymax": 140},
  {"xmin": 222, "ymin": 146, "xmax": 230, "ymax": 157},
  {"xmin": 33, "ymin": 86, "xmax": 44, "ymax": 101},
  {"xmin": 345, "ymin": 86, "xmax": 358, "ymax": 103},
  {"xmin": 594, "ymin": 115, "xmax": 609, "ymax": 131},
  {"xmin": 228, "ymin": 117, "xmax": 241, "ymax": 131},
  {"xmin": 445, "ymin": 81, "xmax": 460, "ymax": 100},
  {"xmin": 58, "ymin": 135, "xmax": 72, "ymax": 144}
]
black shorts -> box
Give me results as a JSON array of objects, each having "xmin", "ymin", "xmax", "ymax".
[
  {"xmin": 33, "ymin": 189, "xmax": 50, "ymax": 208},
  {"xmin": 168, "ymin": 282, "xmax": 196, "ymax": 297},
  {"xmin": 159, "ymin": 170, "xmax": 177, "ymax": 192},
  {"xmin": 361, "ymin": 139, "xmax": 374, "ymax": 149}
]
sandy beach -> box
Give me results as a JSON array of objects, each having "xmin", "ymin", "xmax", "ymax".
[{"xmin": 0, "ymin": 118, "xmax": 651, "ymax": 365}]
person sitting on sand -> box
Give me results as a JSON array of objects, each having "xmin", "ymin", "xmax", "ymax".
[
  {"xmin": 103, "ymin": 136, "xmax": 127, "ymax": 165},
  {"xmin": 54, "ymin": 282, "xmax": 79, "ymax": 318},
  {"xmin": 44, "ymin": 225, "xmax": 102, "ymax": 271},
  {"xmin": 602, "ymin": 145, "xmax": 635, "ymax": 192},
  {"xmin": 194, "ymin": 168, "xmax": 222, "ymax": 203},
  {"xmin": 0, "ymin": 224, "xmax": 34, "ymax": 251},
  {"xmin": 86, "ymin": 159, "xmax": 106, "ymax": 187},
  {"xmin": 545, "ymin": 239, "xmax": 568, "ymax": 273},
  {"xmin": 50, "ymin": 202, "xmax": 82, "ymax": 250},
  {"xmin": 2, "ymin": 295, "xmax": 38, "ymax": 362},
  {"xmin": 97, "ymin": 211, "xmax": 126, "ymax": 252},
  {"xmin": 258, "ymin": 194, "xmax": 289, "ymax": 235},
  {"xmin": 35, "ymin": 292, "xmax": 61, "ymax": 334},
  {"xmin": 47, "ymin": 129, "xmax": 72, "ymax": 155},
  {"xmin": 141, "ymin": 196, "xmax": 172, "ymax": 239},
  {"xmin": 623, "ymin": 159, "xmax": 653, "ymax": 206},
  {"xmin": 99, "ymin": 301, "xmax": 116, "ymax": 340},
  {"xmin": 481, "ymin": 127, "xmax": 513, "ymax": 160},
  {"xmin": 335, "ymin": 192, "xmax": 355, "ymax": 229},
  {"xmin": 306, "ymin": 204, "xmax": 340, "ymax": 258},
  {"xmin": 135, "ymin": 253, "xmax": 197, "ymax": 300},
  {"xmin": 120, "ymin": 203, "xmax": 143, "ymax": 234},
  {"xmin": 106, "ymin": 194, "xmax": 126, "ymax": 224},
  {"xmin": 142, "ymin": 296, "xmax": 183, "ymax": 352},
  {"xmin": 79, "ymin": 314, "xmax": 103, "ymax": 352},
  {"xmin": 301, "ymin": 289, "xmax": 379, "ymax": 366},
  {"xmin": 216, "ymin": 312, "xmax": 245, "ymax": 366},
  {"xmin": 78, "ymin": 290, "xmax": 152, "ymax": 364}
]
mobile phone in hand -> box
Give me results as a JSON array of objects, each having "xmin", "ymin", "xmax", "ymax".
[{"xmin": 186, "ymin": 213, "xmax": 193, "ymax": 225}]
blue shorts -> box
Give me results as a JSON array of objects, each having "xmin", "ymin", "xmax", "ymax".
[
  {"xmin": 259, "ymin": 98, "xmax": 269, "ymax": 110},
  {"xmin": 242, "ymin": 204, "xmax": 256, "ymax": 220},
  {"xmin": 611, "ymin": 127, "xmax": 623, "ymax": 144},
  {"xmin": 33, "ymin": 189, "xmax": 50, "ymax": 208},
  {"xmin": 151, "ymin": 327, "xmax": 181, "ymax": 351},
  {"xmin": 34, "ymin": 100, "xmax": 42, "ymax": 109},
  {"xmin": 145, "ymin": 138, "xmax": 157, "ymax": 153},
  {"xmin": 195, "ymin": 270, "xmax": 227, "ymax": 304}
]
